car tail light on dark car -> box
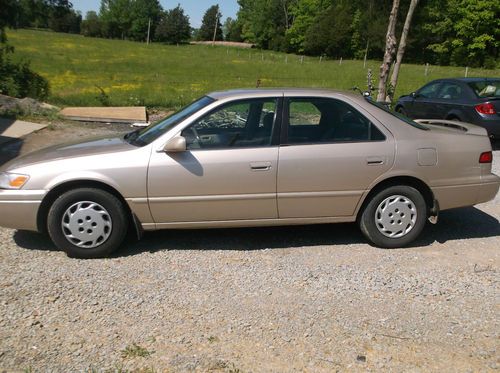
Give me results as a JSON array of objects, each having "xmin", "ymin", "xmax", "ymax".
[
  {"xmin": 479, "ymin": 151, "xmax": 493, "ymax": 163},
  {"xmin": 475, "ymin": 103, "xmax": 497, "ymax": 115}
]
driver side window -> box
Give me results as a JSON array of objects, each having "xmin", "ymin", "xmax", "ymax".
[
  {"xmin": 418, "ymin": 82, "xmax": 441, "ymax": 99},
  {"xmin": 182, "ymin": 98, "xmax": 277, "ymax": 150}
]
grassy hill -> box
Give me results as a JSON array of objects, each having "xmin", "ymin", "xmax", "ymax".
[{"xmin": 7, "ymin": 29, "xmax": 500, "ymax": 109}]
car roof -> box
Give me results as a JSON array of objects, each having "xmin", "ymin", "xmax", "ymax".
[
  {"xmin": 207, "ymin": 88, "xmax": 362, "ymax": 100},
  {"xmin": 429, "ymin": 77, "xmax": 500, "ymax": 83}
]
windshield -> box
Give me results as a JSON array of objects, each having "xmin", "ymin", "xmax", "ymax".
[
  {"xmin": 468, "ymin": 79, "xmax": 500, "ymax": 98},
  {"xmin": 365, "ymin": 98, "xmax": 429, "ymax": 130},
  {"xmin": 125, "ymin": 96, "xmax": 215, "ymax": 146}
]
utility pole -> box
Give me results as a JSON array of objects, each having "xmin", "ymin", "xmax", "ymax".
[
  {"xmin": 212, "ymin": 14, "xmax": 219, "ymax": 46},
  {"xmin": 146, "ymin": 18, "xmax": 151, "ymax": 45}
]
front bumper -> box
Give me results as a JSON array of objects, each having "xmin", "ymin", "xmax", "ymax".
[{"xmin": 0, "ymin": 189, "xmax": 47, "ymax": 231}]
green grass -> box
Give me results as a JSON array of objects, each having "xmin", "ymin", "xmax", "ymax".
[
  {"xmin": 7, "ymin": 28, "xmax": 500, "ymax": 109},
  {"xmin": 120, "ymin": 343, "xmax": 154, "ymax": 359}
]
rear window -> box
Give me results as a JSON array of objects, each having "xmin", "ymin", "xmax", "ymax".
[
  {"xmin": 365, "ymin": 99, "xmax": 429, "ymax": 130},
  {"xmin": 468, "ymin": 80, "xmax": 500, "ymax": 98}
]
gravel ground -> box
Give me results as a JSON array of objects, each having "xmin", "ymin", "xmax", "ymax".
[{"xmin": 0, "ymin": 125, "xmax": 498, "ymax": 372}]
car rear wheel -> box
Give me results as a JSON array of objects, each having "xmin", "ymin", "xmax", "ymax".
[
  {"xmin": 359, "ymin": 185, "xmax": 427, "ymax": 248},
  {"xmin": 47, "ymin": 188, "xmax": 128, "ymax": 258}
]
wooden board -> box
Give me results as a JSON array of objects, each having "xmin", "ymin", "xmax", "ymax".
[{"xmin": 60, "ymin": 107, "xmax": 147, "ymax": 124}]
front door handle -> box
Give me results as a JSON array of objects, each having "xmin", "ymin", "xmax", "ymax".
[{"xmin": 250, "ymin": 161, "xmax": 272, "ymax": 171}]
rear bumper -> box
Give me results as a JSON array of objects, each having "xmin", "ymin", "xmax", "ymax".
[
  {"xmin": 0, "ymin": 190, "xmax": 47, "ymax": 231},
  {"xmin": 477, "ymin": 174, "xmax": 500, "ymax": 204},
  {"xmin": 432, "ymin": 174, "xmax": 500, "ymax": 211}
]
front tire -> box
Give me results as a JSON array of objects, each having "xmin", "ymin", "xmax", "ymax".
[
  {"xmin": 359, "ymin": 185, "xmax": 427, "ymax": 248},
  {"xmin": 47, "ymin": 188, "xmax": 128, "ymax": 258},
  {"xmin": 396, "ymin": 106, "xmax": 408, "ymax": 117}
]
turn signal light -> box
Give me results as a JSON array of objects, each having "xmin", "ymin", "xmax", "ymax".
[
  {"xmin": 10, "ymin": 176, "xmax": 29, "ymax": 188},
  {"xmin": 475, "ymin": 103, "xmax": 496, "ymax": 115},
  {"xmin": 479, "ymin": 151, "xmax": 493, "ymax": 164}
]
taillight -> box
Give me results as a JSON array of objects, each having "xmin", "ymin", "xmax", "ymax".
[
  {"xmin": 475, "ymin": 102, "xmax": 496, "ymax": 115},
  {"xmin": 479, "ymin": 151, "xmax": 493, "ymax": 163}
]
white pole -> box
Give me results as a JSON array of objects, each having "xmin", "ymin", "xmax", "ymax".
[
  {"xmin": 465, "ymin": 66, "xmax": 469, "ymax": 77},
  {"xmin": 146, "ymin": 18, "xmax": 151, "ymax": 45},
  {"xmin": 212, "ymin": 15, "xmax": 219, "ymax": 46}
]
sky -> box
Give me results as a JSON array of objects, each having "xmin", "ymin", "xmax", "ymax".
[{"xmin": 71, "ymin": 0, "xmax": 239, "ymax": 28}]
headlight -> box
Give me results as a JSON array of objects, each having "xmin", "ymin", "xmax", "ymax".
[{"xmin": 0, "ymin": 172, "xmax": 30, "ymax": 189}]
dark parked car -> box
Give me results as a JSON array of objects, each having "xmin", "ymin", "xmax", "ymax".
[{"xmin": 395, "ymin": 78, "xmax": 500, "ymax": 139}]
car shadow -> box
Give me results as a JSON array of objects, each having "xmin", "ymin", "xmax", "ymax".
[
  {"xmin": 492, "ymin": 140, "xmax": 500, "ymax": 151},
  {"xmin": 12, "ymin": 206, "xmax": 499, "ymax": 257},
  {"xmin": 0, "ymin": 117, "xmax": 24, "ymax": 166},
  {"xmin": 0, "ymin": 138, "xmax": 23, "ymax": 166}
]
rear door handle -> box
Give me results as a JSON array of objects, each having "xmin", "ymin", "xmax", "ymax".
[
  {"xmin": 366, "ymin": 156, "xmax": 385, "ymax": 165},
  {"xmin": 250, "ymin": 161, "xmax": 272, "ymax": 171}
]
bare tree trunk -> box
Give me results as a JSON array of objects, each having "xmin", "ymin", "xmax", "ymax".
[
  {"xmin": 387, "ymin": 0, "xmax": 419, "ymax": 102},
  {"xmin": 376, "ymin": 0, "xmax": 400, "ymax": 102},
  {"xmin": 282, "ymin": 0, "xmax": 290, "ymax": 29}
]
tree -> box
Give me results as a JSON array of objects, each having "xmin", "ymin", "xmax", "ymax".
[
  {"xmin": 47, "ymin": 0, "xmax": 81, "ymax": 34},
  {"xmin": 128, "ymin": 0, "xmax": 162, "ymax": 41},
  {"xmin": 198, "ymin": 4, "xmax": 223, "ymax": 41},
  {"xmin": 81, "ymin": 11, "xmax": 102, "ymax": 37},
  {"xmin": 99, "ymin": 0, "xmax": 133, "ymax": 39},
  {"xmin": 223, "ymin": 17, "xmax": 243, "ymax": 42},
  {"xmin": 237, "ymin": 0, "xmax": 294, "ymax": 50},
  {"xmin": 155, "ymin": 5, "xmax": 191, "ymax": 44},
  {"xmin": 425, "ymin": 0, "xmax": 499, "ymax": 68},
  {"xmin": 303, "ymin": 2, "xmax": 353, "ymax": 57},
  {"xmin": 376, "ymin": 0, "xmax": 400, "ymax": 102},
  {"xmin": 388, "ymin": 0, "xmax": 419, "ymax": 101},
  {"xmin": 285, "ymin": 0, "xmax": 324, "ymax": 53},
  {"xmin": 199, "ymin": 4, "xmax": 222, "ymax": 42},
  {"xmin": 0, "ymin": 0, "xmax": 49, "ymax": 99}
]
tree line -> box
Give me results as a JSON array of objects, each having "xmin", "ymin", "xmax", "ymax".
[
  {"xmin": 236, "ymin": 0, "xmax": 498, "ymax": 68},
  {"xmin": 3, "ymin": 0, "xmax": 499, "ymax": 69}
]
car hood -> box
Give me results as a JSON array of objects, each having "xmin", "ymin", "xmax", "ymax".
[{"xmin": 2, "ymin": 134, "xmax": 136, "ymax": 171}]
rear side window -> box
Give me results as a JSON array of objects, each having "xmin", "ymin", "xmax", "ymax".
[
  {"xmin": 286, "ymin": 98, "xmax": 385, "ymax": 144},
  {"xmin": 437, "ymin": 82, "xmax": 464, "ymax": 100},
  {"xmin": 468, "ymin": 80, "xmax": 500, "ymax": 98}
]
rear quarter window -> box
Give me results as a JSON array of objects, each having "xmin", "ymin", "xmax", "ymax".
[
  {"xmin": 468, "ymin": 80, "xmax": 500, "ymax": 98},
  {"xmin": 365, "ymin": 99, "xmax": 429, "ymax": 130}
]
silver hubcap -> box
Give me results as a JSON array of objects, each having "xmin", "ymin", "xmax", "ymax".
[
  {"xmin": 375, "ymin": 195, "xmax": 417, "ymax": 238},
  {"xmin": 61, "ymin": 201, "xmax": 112, "ymax": 249}
]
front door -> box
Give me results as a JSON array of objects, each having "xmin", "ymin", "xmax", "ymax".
[
  {"xmin": 411, "ymin": 81, "xmax": 442, "ymax": 118},
  {"xmin": 277, "ymin": 97, "xmax": 395, "ymax": 218},
  {"xmin": 148, "ymin": 97, "xmax": 281, "ymax": 224}
]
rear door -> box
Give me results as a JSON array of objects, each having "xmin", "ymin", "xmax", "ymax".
[
  {"xmin": 277, "ymin": 96, "xmax": 395, "ymax": 218},
  {"xmin": 433, "ymin": 81, "xmax": 468, "ymax": 118}
]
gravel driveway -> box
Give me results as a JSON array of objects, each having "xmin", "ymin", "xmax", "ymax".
[{"xmin": 0, "ymin": 124, "xmax": 498, "ymax": 372}]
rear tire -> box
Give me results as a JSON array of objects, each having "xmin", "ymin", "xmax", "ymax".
[
  {"xmin": 47, "ymin": 188, "xmax": 128, "ymax": 258},
  {"xmin": 359, "ymin": 185, "xmax": 427, "ymax": 248}
]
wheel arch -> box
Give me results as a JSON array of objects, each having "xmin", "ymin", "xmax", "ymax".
[
  {"xmin": 37, "ymin": 180, "xmax": 141, "ymax": 238},
  {"xmin": 356, "ymin": 175, "xmax": 436, "ymax": 221}
]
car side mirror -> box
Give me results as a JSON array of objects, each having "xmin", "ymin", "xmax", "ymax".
[
  {"xmin": 410, "ymin": 92, "xmax": 418, "ymax": 99},
  {"xmin": 164, "ymin": 136, "xmax": 187, "ymax": 153}
]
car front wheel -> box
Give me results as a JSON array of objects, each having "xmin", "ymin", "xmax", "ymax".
[
  {"xmin": 47, "ymin": 188, "xmax": 128, "ymax": 258},
  {"xmin": 396, "ymin": 106, "xmax": 408, "ymax": 117},
  {"xmin": 359, "ymin": 185, "xmax": 427, "ymax": 248}
]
